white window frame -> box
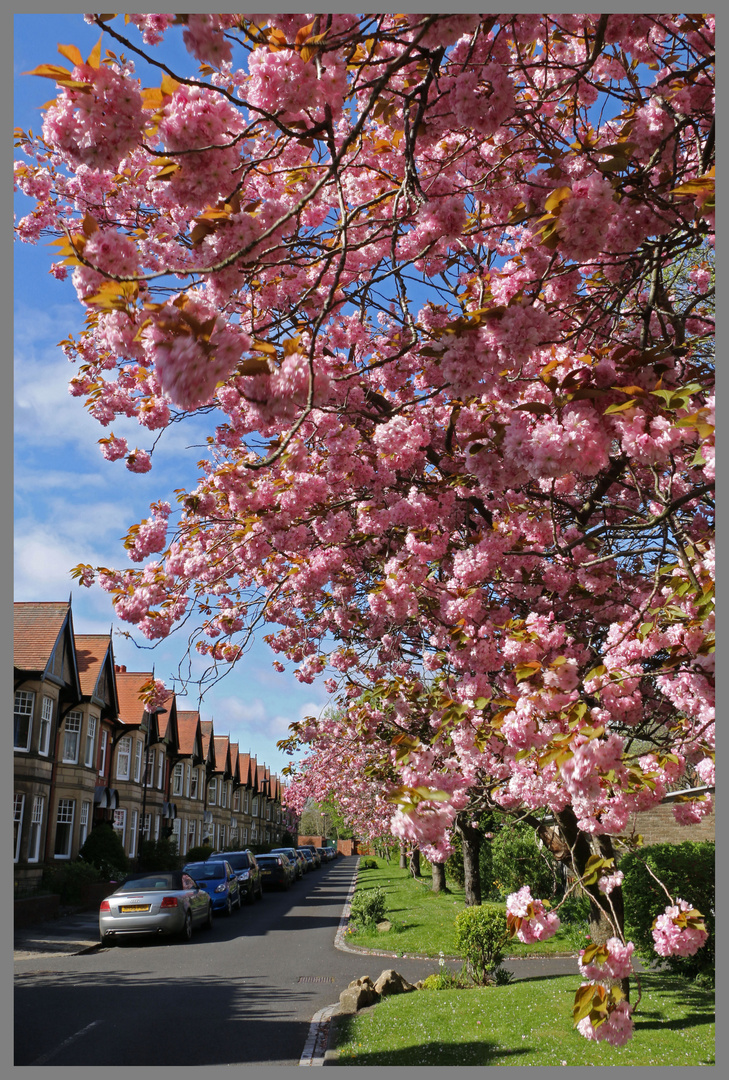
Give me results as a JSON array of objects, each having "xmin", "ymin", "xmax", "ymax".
[
  {"xmin": 154, "ymin": 814, "xmax": 160, "ymax": 841},
  {"xmin": 187, "ymin": 818, "xmax": 196, "ymax": 850},
  {"xmin": 143, "ymin": 812, "xmax": 151, "ymax": 841},
  {"xmin": 134, "ymin": 739, "xmax": 143, "ymax": 783},
  {"xmin": 157, "ymin": 749, "xmax": 164, "ymax": 790},
  {"xmin": 172, "ymin": 817, "xmax": 182, "ymax": 852},
  {"xmin": 244, "ymin": 791, "xmax": 250, "ymax": 814},
  {"xmin": 220, "ymin": 781, "xmax": 227, "ymax": 808},
  {"xmin": 113, "ymin": 808, "xmax": 127, "ymax": 849},
  {"xmin": 14, "ymin": 793, "xmax": 25, "ymax": 861},
  {"xmin": 99, "ymin": 729, "xmax": 108, "ymax": 777},
  {"xmin": 79, "ymin": 801, "xmax": 91, "ymax": 847},
  {"xmin": 116, "ymin": 736, "xmax": 131, "ymax": 780},
  {"xmin": 172, "ymin": 762, "xmax": 183, "ymax": 796},
  {"xmin": 63, "ymin": 712, "xmax": 82, "ymax": 764},
  {"xmin": 84, "ymin": 715, "xmax": 97, "ymax": 768},
  {"xmin": 185, "ymin": 764, "xmax": 191, "ymax": 798},
  {"xmin": 242, "ymin": 826, "xmax": 248, "ymax": 845},
  {"xmin": 233, "ymin": 789, "xmax": 240, "ymax": 812},
  {"xmin": 252, "ymin": 796, "xmax": 259, "ymax": 817},
  {"xmin": 129, "ymin": 809, "xmax": 138, "ymax": 859},
  {"xmin": 54, "ymin": 799, "xmax": 75, "ymax": 859},
  {"xmin": 190, "ymin": 768, "xmax": 199, "ymax": 800},
  {"xmin": 14, "ymin": 691, "xmax": 34, "ymax": 752},
  {"xmin": 145, "ymin": 748, "xmax": 155, "ymax": 787},
  {"xmin": 28, "ymin": 795, "xmax": 45, "ymax": 863},
  {"xmin": 208, "ymin": 777, "xmax": 217, "ymax": 805},
  {"xmin": 39, "ymin": 696, "xmax": 53, "ymax": 756}
]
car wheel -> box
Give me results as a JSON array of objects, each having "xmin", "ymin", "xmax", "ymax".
[
  {"xmin": 256, "ymin": 881, "xmax": 263, "ymax": 901},
  {"xmin": 180, "ymin": 912, "xmax": 193, "ymax": 942},
  {"xmin": 246, "ymin": 884, "xmax": 255, "ymax": 905},
  {"xmin": 225, "ymin": 895, "xmax": 233, "ymax": 916},
  {"xmin": 204, "ymin": 903, "xmax": 213, "ymax": 930},
  {"xmin": 236, "ymin": 889, "xmax": 243, "ymax": 910}
]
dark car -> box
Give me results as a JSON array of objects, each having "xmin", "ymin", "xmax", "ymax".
[
  {"xmin": 298, "ymin": 842, "xmax": 321, "ymax": 868},
  {"xmin": 183, "ymin": 859, "xmax": 241, "ymax": 915},
  {"xmin": 210, "ymin": 850, "xmax": 263, "ymax": 904},
  {"xmin": 257, "ymin": 852, "xmax": 295, "ymax": 889},
  {"xmin": 317, "ymin": 846, "xmax": 335, "ymax": 863},
  {"xmin": 270, "ymin": 847, "xmax": 305, "ymax": 879},
  {"xmin": 99, "ymin": 869, "xmax": 212, "ymax": 943}
]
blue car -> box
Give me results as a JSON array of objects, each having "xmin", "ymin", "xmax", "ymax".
[{"xmin": 183, "ymin": 860, "xmax": 241, "ymax": 915}]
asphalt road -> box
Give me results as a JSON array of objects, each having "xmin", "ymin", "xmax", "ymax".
[{"xmin": 13, "ymin": 856, "xmax": 451, "ymax": 1066}]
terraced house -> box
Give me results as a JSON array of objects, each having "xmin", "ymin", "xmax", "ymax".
[{"xmin": 14, "ymin": 600, "xmax": 295, "ymax": 890}]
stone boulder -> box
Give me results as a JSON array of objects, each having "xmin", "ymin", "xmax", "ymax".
[
  {"xmin": 339, "ymin": 976, "xmax": 380, "ymax": 1014},
  {"xmin": 373, "ymin": 969, "xmax": 416, "ymax": 996}
]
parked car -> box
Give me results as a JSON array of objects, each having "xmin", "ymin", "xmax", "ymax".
[
  {"xmin": 210, "ymin": 850, "xmax": 263, "ymax": 904},
  {"xmin": 257, "ymin": 852, "xmax": 296, "ymax": 889},
  {"xmin": 316, "ymin": 846, "xmax": 334, "ymax": 863},
  {"xmin": 183, "ymin": 859, "xmax": 241, "ymax": 915},
  {"xmin": 270, "ymin": 847, "xmax": 305, "ymax": 879},
  {"xmin": 297, "ymin": 847, "xmax": 317, "ymax": 871},
  {"xmin": 99, "ymin": 869, "xmax": 212, "ymax": 943},
  {"xmin": 298, "ymin": 846, "xmax": 321, "ymax": 868}
]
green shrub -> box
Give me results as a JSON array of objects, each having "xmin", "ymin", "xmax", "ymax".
[
  {"xmin": 454, "ymin": 905, "xmax": 509, "ymax": 986},
  {"xmin": 184, "ymin": 844, "xmax": 214, "ymax": 862},
  {"xmin": 490, "ymin": 823, "xmax": 557, "ymax": 899},
  {"xmin": 41, "ymin": 859, "xmax": 102, "ymax": 905},
  {"xmin": 359, "ymin": 857, "xmax": 378, "ymax": 870},
  {"xmin": 78, "ymin": 822, "xmax": 128, "ymax": 879},
  {"xmin": 137, "ymin": 837, "xmax": 182, "ymax": 871},
  {"xmin": 620, "ymin": 840, "xmax": 714, "ymax": 982},
  {"xmin": 421, "ymin": 969, "xmax": 471, "ymax": 991},
  {"xmin": 350, "ymin": 885, "xmax": 386, "ymax": 927}
]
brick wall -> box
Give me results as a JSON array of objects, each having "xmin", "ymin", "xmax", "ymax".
[{"xmin": 628, "ymin": 805, "xmax": 715, "ymax": 847}]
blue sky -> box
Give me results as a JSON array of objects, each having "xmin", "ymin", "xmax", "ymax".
[{"xmin": 14, "ymin": 13, "xmax": 330, "ymax": 775}]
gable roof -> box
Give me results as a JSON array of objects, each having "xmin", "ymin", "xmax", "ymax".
[
  {"xmin": 213, "ymin": 735, "xmax": 232, "ymax": 777},
  {"xmin": 176, "ymin": 710, "xmax": 203, "ymax": 760},
  {"xmin": 229, "ymin": 742, "xmax": 240, "ymax": 784},
  {"xmin": 74, "ymin": 633, "xmax": 120, "ymax": 715},
  {"xmin": 14, "ymin": 601, "xmax": 71, "ymax": 671},
  {"xmin": 14, "ymin": 600, "xmax": 82, "ymax": 701},
  {"xmin": 200, "ymin": 720, "xmax": 216, "ymax": 768},
  {"xmin": 115, "ymin": 670, "xmax": 157, "ymax": 735}
]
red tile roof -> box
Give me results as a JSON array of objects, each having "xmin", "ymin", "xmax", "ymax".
[
  {"xmin": 74, "ymin": 634, "xmax": 111, "ymax": 698},
  {"xmin": 200, "ymin": 720, "xmax": 215, "ymax": 766},
  {"xmin": 213, "ymin": 735, "xmax": 231, "ymax": 774},
  {"xmin": 115, "ymin": 670, "xmax": 154, "ymax": 727},
  {"xmin": 14, "ymin": 601, "xmax": 71, "ymax": 671},
  {"xmin": 177, "ymin": 710, "xmax": 202, "ymax": 757}
]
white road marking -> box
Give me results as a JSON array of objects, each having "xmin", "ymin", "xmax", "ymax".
[{"xmin": 31, "ymin": 1020, "xmax": 99, "ymax": 1065}]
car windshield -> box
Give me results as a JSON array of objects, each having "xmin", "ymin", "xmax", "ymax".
[
  {"xmin": 257, "ymin": 855, "xmax": 278, "ymax": 864},
  {"xmin": 184, "ymin": 862, "xmax": 225, "ymax": 879},
  {"xmin": 220, "ymin": 854, "xmax": 249, "ymax": 870},
  {"xmin": 120, "ymin": 872, "xmax": 182, "ymax": 892}
]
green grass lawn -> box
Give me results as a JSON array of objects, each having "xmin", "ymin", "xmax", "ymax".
[
  {"xmin": 331, "ymin": 972, "xmax": 715, "ymax": 1066},
  {"xmin": 348, "ymin": 859, "xmax": 585, "ymax": 958}
]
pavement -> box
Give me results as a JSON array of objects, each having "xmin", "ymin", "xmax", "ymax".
[{"xmin": 14, "ymin": 908, "xmax": 103, "ymax": 960}]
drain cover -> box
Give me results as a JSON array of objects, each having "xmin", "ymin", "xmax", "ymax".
[{"xmin": 298, "ymin": 975, "xmax": 335, "ymax": 983}]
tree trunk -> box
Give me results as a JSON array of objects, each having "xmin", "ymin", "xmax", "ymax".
[
  {"xmin": 456, "ymin": 813, "xmax": 482, "ymax": 905},
  {"xmin": 431, "ymin": 861, "xmax": 447, "ymax": 893},
  {"xmin": 399, "ymin": 842, "xmax": 407, "ymax": 870},
  {"xmin": 551, "ymin": 809, "xmax": 629, "ymax": 1000},
  {"xmin": 409, "ymin": 847, "xmax": 421, "ymax": 877}
]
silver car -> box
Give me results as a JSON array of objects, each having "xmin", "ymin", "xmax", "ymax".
[{"xmin": 99, "ymin": 870, "xmax": 213, "ymax": 943}]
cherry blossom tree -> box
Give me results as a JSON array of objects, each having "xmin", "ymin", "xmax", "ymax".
[{"xmin": 15, "ymin": 13, "xmax": 714, "ymax": 1044}]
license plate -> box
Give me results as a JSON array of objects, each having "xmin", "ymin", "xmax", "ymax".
[
  {"xmin": 120, "ymin": 904, "xmax": 150, "ymax": 912},
  {"xmin": 261, "ymin": 869, "xmax": 271, "ymax": 875}
]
